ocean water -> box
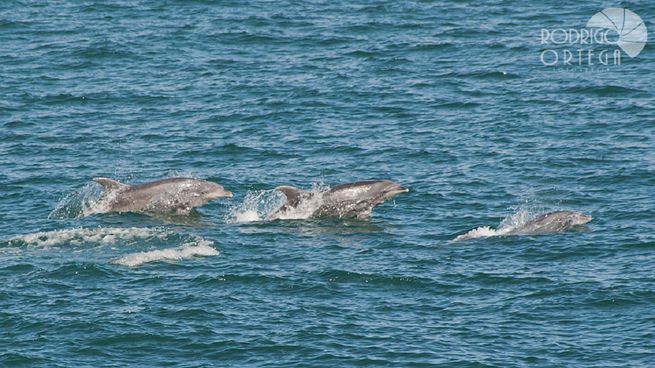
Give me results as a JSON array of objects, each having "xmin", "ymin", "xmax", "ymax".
[{"xmin": 1, "ymin": 0, "xmax": 654, "ymax": 366}]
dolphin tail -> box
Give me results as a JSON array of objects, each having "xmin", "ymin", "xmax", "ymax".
[{"xmin": 93, "ymin": 178, "xmax": 129, "ymax": 194}]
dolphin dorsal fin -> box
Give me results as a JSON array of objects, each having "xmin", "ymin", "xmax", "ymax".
[
  {"xmin": 93, "ymin": 177, "xmax": 128, "ymax": 192},
  {"xmin": 275, "ymin": 186, "xmax": 305, "ymax": 207}
]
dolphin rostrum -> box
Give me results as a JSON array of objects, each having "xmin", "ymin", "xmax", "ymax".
[
  {"xmin": 92, "ymin": 177, "xmax": 232, "ymax": 215},
  {"xmin": 271, "ymin": 180, "xmax": 409, "ymax": 220},
  {"xmin": 455, "ymin": 210, "xmax": 592, "ymax": 241}
]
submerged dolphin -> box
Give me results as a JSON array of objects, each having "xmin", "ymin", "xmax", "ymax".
[
  {"xmin": 455, "ymin": 210, "xmax": 592, "ymax": 241},
  {"xmin": 271, "ymin": 180, "xmax": 409, "ymax": 220},
  {"xmin": 92, "ymin": 177, "xmax": 232, "ymax": 215},
  {"xmin": 505, "ymin": 210, "xmax": 592, "ymax": 235}
]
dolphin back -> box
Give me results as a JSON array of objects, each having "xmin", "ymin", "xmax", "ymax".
[
  {"xmin": 511, "ymin": 210, "xmax": 590, "ymax": 234},
  {"xmin": 91, "ymin": 177, "xmax": 230, "ymax": 215},
  {"xmin": 94, "ymin": 178, "xmax": 129, "ymax": 193}
]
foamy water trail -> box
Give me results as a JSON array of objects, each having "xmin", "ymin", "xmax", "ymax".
[
  {"xmin": 226, "ymin": 182, "xmax": 329, "ymax": 223},
  {"xmin": 5, "ymin": 227, "xmax": 167, "ymax": 247},
  {"xmin": 113, "ymin": 238, "xmax": 218, "ymax": 267},
  {"xmin": 4, "ymin": 227, "xmax": 219, "ymax": 267},
  {"xmin": 454, "ymin": 226, "xmax": 511, "ymax": 241}
]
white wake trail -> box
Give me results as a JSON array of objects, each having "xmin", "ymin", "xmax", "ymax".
[
  {"xmin": 4, "ymin": 227, "xmax": 218, "ymax": 267},
  {"xmin": 5, "ymin": 227, "xmax": 167, "ymax": 247},
  {"xmin": 113, "ymin": 238, "xmax": 218, "ymax": 267}
]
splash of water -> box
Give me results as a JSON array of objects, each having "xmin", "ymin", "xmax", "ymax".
[
  {"xmin": 225, "ymin": 182, "xmax": 330, "ymax": 223},
  {"xmin": 497, "ymin": 207, "xmax": 538, "ymax": 231},
  {"xmin": 454, "ymin": 205, "xmax": 548, "ymax": 241},
  {"xmin": 85, "ymin": 188, "xmax": 122, "ymax": 216},
  {"xmin": 48, "ymin": 183, "xmax": 103, "ymax": 219},
  {"xmin": 225, "ymin": 189, "xmax": 286, "ymax": 223},
  {"xmin": 271, "ymin": 182, "xmax": 329, "ymax": 220}
]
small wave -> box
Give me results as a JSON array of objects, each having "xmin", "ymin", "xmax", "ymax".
[
  {"xmin": 5, "ymin": 227, "xmax": 166, "ymax": 247},
  {"xmin": 113, "ymin": 238, "xmax": 218, "ymax": 267}
]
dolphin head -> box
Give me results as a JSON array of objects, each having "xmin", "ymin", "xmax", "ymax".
[
  {"xmin": 174, "ymin": 179, "xmax": 232, "ymax": 204},
  {"xmin": 542, "ymin": 210, "xmax": 592, "ymax": 229},
  {"xmin": 197, "ymin": 180, "xmax": 233, "ymax": 200},
  {"xmin": 172, "ymin": 179, "xmax": 232, "ymax": 211},
  {"xmin": 374, "ymin": 180, "xmax": 409, "ymax": 200},
  {"xmin": 566, "ymin": 211, "xmax": 592, "ymax": 226}
]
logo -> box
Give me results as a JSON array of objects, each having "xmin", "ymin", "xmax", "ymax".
[{"xmin": 540, "ymin": 8, "xmax": 647, "ymax": 68}]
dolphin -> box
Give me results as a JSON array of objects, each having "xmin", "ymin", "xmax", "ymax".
[
  {"xmin": 505, "ymin": 210, "xmax": 592, "ymax": 235},
  {"xmin": 92, "ymin": 177, "xmax": 232, "ymax": 215},
  {"xmin": 271, "ymin": 180, "xmax": 409, "ymax": 220},
  {"xmin": 455, "ymin": 210, "xmax": 592, "ymax": 241}
]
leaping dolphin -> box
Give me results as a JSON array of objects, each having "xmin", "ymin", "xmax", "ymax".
[
  {"xmin": 455, "ymin": 210, "xmax": 592, "ymax": 241},
  {"xmin": 92, "ymin": 177, "xmax": 232, "ymax": 215},
  {"xmin": 271, "ymin": 180, "xmax": 409, "ymax": 220}
]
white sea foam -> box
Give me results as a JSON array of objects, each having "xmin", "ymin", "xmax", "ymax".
[
  {"xmin": 113, "ymin": 238, "xmax": 218, "ymax": 267},
  {"xmin": 234, "ymin": 209, "xmax": 262, "ymax": 222},
  {"xmin": 5, "ymin": 227, "xmax": 167, "ymax": 247},
  {"xmin": 454, "ymin": 225, "xmax": 512, "ymax": 241},
  {"xmin": 224, "ymin": 190, "xmax": 282, "ymax": 223},
  {"xmin": 4, "ymin": 227, "xmax": 218, "ymax": 267}
]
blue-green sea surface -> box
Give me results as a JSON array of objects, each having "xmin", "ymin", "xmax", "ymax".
[{"xmin": 1, "ymin": 0, "xmax": 654, "ymax": 366}]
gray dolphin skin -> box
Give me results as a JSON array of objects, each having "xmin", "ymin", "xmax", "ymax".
[
  {"xmin": 272, "ymin": 180, "xmax": 409, "ymax": 219},
  {"xmin": 454, "ymin": 210, "xmax": 592, "ymax": 241},
  {"xmin": 93, "ymin": 177, "xmax": 232, "ymax": 215},
  {"xmin": 506, "ymin": 210, "xmax": 592, "ymax": 235}
]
